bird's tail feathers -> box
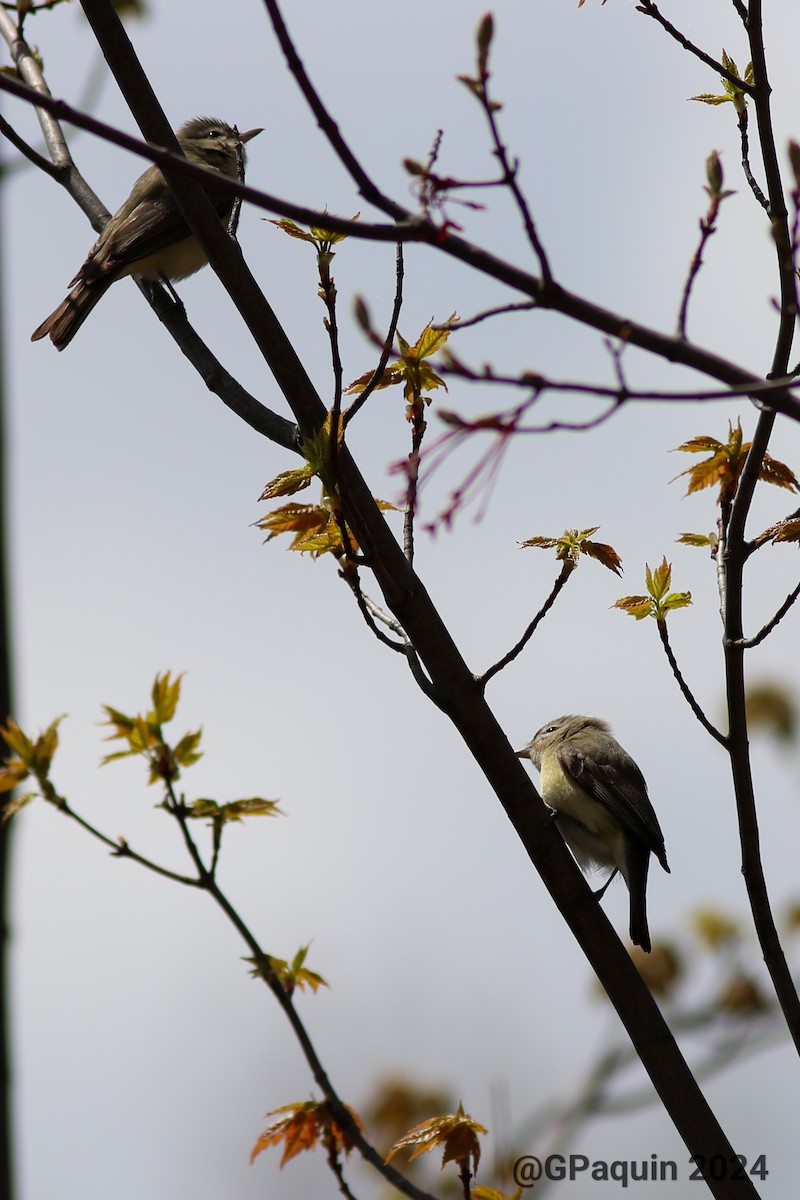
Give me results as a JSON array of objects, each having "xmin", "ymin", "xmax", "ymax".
[{"xmin": 31, "ymin": 276, "xmax": 112, "ymax": 352}]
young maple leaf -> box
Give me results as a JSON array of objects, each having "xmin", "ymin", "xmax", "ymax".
[
  {"xmin": 346, "ymin": 315, "xmax": 456, "ymax": 412},
  {"xmin": 690, "ymin": 49, "xmax": 753, "ymax": 113},
  {"xmin": 385, "ymin": 1102, "xmax": 487, "ymax": 1174},
  {"xmin": 614, "ymin": 557, "xmax": 692, "ymax": 622},
  {"xmin": 188, "ymin": 797, "xmax": 282, "ymax": 824},
  {"xmin": 246, "ymin": 943, "xmax": 329, "ymax": 995},
  {"xmin": 672, "ymin": 419, "xmax": 798, "ymax": 506},
  {"xmin": 0, "ymin": 715, "xmax": 64, "ymax": 820},
  {"xmin": 519, "ymin": 526, "xmax": 622, "ymax": 575},
  {"xmin": 250, "ymin": 1100, "xmax": 363, "ymax": 1167}
]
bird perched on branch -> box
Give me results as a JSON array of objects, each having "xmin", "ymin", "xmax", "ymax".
[
  {"xmin": 517, "ymin": 714, "xmax": 669, "ymax": 952},
  {"xmin": 32, "ymin": 116, "xmax": 262, "ymax": 351}
]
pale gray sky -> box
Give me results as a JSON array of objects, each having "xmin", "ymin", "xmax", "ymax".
[{"xmin": 4, "ymin": 1, "xmax": 800, "ymax": 1197}]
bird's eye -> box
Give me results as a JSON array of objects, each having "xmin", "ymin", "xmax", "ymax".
[{"xmin": 207, "ymin": 128, "xmax": 223, "ymax": 139}]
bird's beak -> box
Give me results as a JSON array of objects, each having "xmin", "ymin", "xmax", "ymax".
[
  {"xmin": 240, "ymin": 127, "xmax": 264, "ymax": 144},
  {"xmin": 516, "ymin": 745, "xmax": 530, "ymax": 758}
]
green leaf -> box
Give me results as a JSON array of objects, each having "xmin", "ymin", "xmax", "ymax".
[
  {"xmin": 677, "ymin": 532, "xmax": 717, "ymax": 548},
  {"xmin": 615, "ymin": 558, "xmax": 691, "ymax": 621},
  {"xmin": 173, "ymin": 729, "xmax": 203, "ymax": 768},
  {"xmin": 149, "ymin": 671, "xmax": 184, "ymax": 726}
]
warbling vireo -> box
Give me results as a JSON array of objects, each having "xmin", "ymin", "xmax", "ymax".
[
  {"xmin": 32, "ymin": 116, "xmax": 262, "ymax": 351},
  {"xmin": 517, "ymin": 715, "xmax": 669, "ymax": 952}
]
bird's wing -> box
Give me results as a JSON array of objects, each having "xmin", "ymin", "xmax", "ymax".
[
  {"xmin": 80, "ymin": 186, "xmax": 232, "ymax": 280},
  {"xmin": 556, "ymin": 740, "xmax": 669, "ymax": 869}
]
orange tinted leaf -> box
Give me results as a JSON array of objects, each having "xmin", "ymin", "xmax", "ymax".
[
  {"xmin": 581, "ymin": 538, "xmax": 623, "ymax": 576},
  {"xmin": 386, "ymin": 1103, "xmax": 487, "ymax": 1173},
  {"xmin": 259, "ymin": 465, "xmax": 314, "ymax": 501},
  {"xmin": 256, "ymin": 502, "xmax": 326, "ymax": 540},
  {"xmin": 759, "ymin": 454, "xmax": 799, "ymax": 492},
  {"xmin": 251, "ymin": 1104, "xmax": 321, "ymax": 1166},
  {"xmin": 269, "ymin": 218, "xmax": 316, "ymax": 243},
  {"xmin": 345, "ymin": 365, "xmax": 406, "ymax": 395},
  {"xmin": 613, "ymin": 594, "xmax": 653, "ymax": 620},
  {"xmin": 251, "ymin": 1101, "xmax": 363, "ymax": 1167},
  {"xmin": 772, "ymin": 518, "xmax": 800, "ymax": 543}
]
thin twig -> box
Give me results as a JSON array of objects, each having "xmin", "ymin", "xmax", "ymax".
[
  {"xmin": 0, "ymin": 111, "xmax": 60, "ymax": 178},
  {"xmin": 635, "ymin": 1, "xmax": 755, "ymax": 92},
  {"xmin": 737, "ymin": 110, "xmax": 769, "ymax": 213},
  {"xmin": 357, "ymin": 590, "xmax": 440, "ymax": 703},
  {"xmin": 475, "ymin": 65, "xmax": 552, "ymax": 284},
  {"xmin": 403, "ymin": 412, "xmax": 426, "ymax": 565},
  {"xmin": 677, "ymin": 185, "xmax": 724, "ymax": 339},
  {"xmin": 35, "ymin": 780, "xmax": 203, "ymax": 888},
  {"xmin": 327, "ymin": 1145, "xmax": 360, "ymax": 1200},
  {"xmin": 340, "ymin": 564, "xmax": 407, "ymax": 653},
  {"xmin": 734, "ymin": 579, "xmax": 800, "ymax": 649},
  {"xmin": 344, "ymin": 244, "xmax": 404, "ymax": 426},
  {"xmin": 433, "ymin": 302, "xmax": 536, "ymax": 332},
  {"xmin": 479, "ymin": 564, "xmax": 572, "ymax": 689},
  {"xmin": 441, "ymin": 359, "xmax": 800, "ymax": 405},
  {"xmin": 656, "ymin": 621, "xmax": 728, "ymax": 747}
]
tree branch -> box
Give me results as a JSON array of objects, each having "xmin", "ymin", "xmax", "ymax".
[
  {"xmin": 479, "ymin": 563, "xmax": 572, "ymax": 689},
  {"xmin": 656, "ymin": 620, "xmax": 727, "ymax": 746}
]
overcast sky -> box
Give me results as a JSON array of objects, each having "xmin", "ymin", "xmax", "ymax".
[{"xmin": 4, "ymin": 1, "xmax": 800, "ymax": 1198}]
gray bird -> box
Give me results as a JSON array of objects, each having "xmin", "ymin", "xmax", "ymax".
[
  {"xmin": 517, "ymin": 714, "xmax": 669, "ymax": 952},
  {"xmin": 32, "ymin": 116, "xmax": 262, "ymax": 350}
]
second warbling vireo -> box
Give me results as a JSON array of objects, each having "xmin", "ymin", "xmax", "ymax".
[
  {"xmin": 517, "ymin": 715, "xmax": 669, "ymax": 952},
  {"xmin": 32, "ymin": 116, "xmax": 262, "ymax": 351}
]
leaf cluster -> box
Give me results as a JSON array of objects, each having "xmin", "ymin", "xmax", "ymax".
[
  {"xmin": 101, "ymin": 670, "xmax": 202, "ymax": 785},
  {"xmin": 614, "ymin": 557, "xmax": 692, "ymax": 622},
  {"xmin": 385, "ymin": 1101, "xmax": 486, "ymax": 1175},
  {"xmin": 672, "ymin": 419, "xmax": 798, "ymax": 505},
  {"xmin": 245, "ymin": 943, "xmax": 328, "ymax": 996},
  {"xmin": 520, "ymin": 526, "xmax": 622, "ymax": 576},
  {"xmin": 346, "ymin": 316, "xmax": 454, "ymax": 415},
  {"xmin": 690, "ymin": 50, "xmax": 753, "ymax": 112},
  {"xmin": 250, "ymin": 1100, "xmax": 364, "ymax": 1167},
  {"xmin": 0, "ymin": 714, "xmax": 64, "ymax": 818}
]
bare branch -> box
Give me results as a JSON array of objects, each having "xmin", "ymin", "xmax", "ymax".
[
  {"xmin": 344, "ymin": 244, "xmax": 404, "ymax": 426},
  {"xmin": 656, "ymin": 621, "xmax": 728, "ymax": 746},
  {"xmin": 677, "ymin": 160, "xmax": 729, "ymax": 339},
  {"xmin": 737, "ymin": 110, "xmax": 769, "ymax": 213},
  {"xmin": 635, "ymin": 1, "xmax": 756, "ymax": 91},
  {"xmin": 479, "ymin": 563, "xmax": 572, "ymax": 689},
  {"xmin": 734, "ymin": 578, "xmax": 800, "ymax": 649},
  {"xmin": 433, "ymin": 301, "xmax": 536, "ymax": 332}
]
